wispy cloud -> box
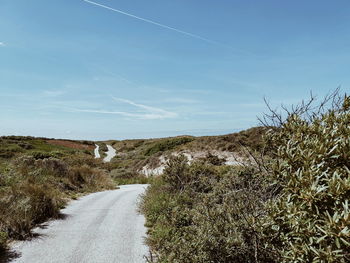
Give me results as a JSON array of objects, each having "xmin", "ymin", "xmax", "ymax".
[
  {"xmin": 164, "ymin": 98, "xmax": 199, "ymax": 104},
  {"xmin": 82, "ymin": 0, "xmax": 223, "ymax": 46},
  {"xmin": 0, "ymin": 42, "xmax": 5, "ymax": 47},
  {"xmin": 74, "ymin": 98, "xmax": 178, "ymax": 120},
  {"xmin": 42, "ymin": 90, "xmax": 66, "ymax": 97},
  {"xmin": 113, "ymin": 97, "xmax": 178, "ymax": 119}
]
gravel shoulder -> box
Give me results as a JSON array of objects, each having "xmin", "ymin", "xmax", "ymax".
[{"xmin": 10, "ymin": 184, "xmax": 149, "ymax": 263}]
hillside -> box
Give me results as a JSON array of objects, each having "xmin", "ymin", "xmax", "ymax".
[
  {"xmin": 0, "ymin": 127, "xmax": 266, "ymax": 256},
  {"xmin": 103, "ymin": 126, "xmax": 267, "ymax": 184},
  {"xmin": 140, "ymin": 94, "xmax": 350, "ymax": 262}
]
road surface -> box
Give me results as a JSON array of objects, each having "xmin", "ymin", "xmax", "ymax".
[
  {"xmin": 10, "ymin": 185, "xmax": 149, "ymax": 263},
  {"xmin": 103, "ymin": 145, "xmax": 117, "ymax": 163},
  {"xmin": 94, "ymin": 144, "xmax": 100, "ymax": 158}
]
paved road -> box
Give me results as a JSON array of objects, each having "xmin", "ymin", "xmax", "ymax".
[
  {"xmin": 103, "ymin": 145, "xmax": 117, "ymax": 163},
  {"xmin": 94, "ymin": 144, "xmax": 100, "ymax": 159},
  {"xmin": 10, "ymin": 185, "xmax": 149, "ymax": 263}
]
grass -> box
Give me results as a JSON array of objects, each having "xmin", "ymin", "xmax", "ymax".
[
  {"xmin": 0, "ymin": 127, "xmax": 267, "ymax": 255},
  {"xmin": 104, "ymin": 127, "xmax": 267, "ymax": 184},
  {"xmin": 0, "ymin": 137, "xmax": 115, "ymax": 252}
]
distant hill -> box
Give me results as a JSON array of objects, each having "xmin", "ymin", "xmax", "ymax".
[{"xmin": 103, "ymin": 126, "xmax": 268, "ymax": 183}]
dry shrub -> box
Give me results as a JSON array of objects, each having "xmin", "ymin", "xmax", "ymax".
[
  {"xmin": 0, "ymin": 183, "xmax": 62, "ymax": 240},
  {"xmin": 35, "ymin": 158, "xmax": 69, "ymax": 177},
  {"xmin": 201, "ymin": 152, "xmax": 226, "ymax": 166},
  {"xmin": 68, "ymin": 165, "xmax": 114, "ymax": 190},
  {"xmin": 0, "ymin": 152, "xmax": 115, "ymax": 250},
  {"xmin": 63, "ymin": 153, "xmax": 100, "ymax": 167}
]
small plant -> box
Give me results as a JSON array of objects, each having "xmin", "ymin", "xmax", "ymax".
[
  {"xmin": 202, "ymin": 152, "xmax": 226, "ymax": 166},
  {"xmin": 0, "ymin": 231, "xmax": 7, "ymax": 251}
]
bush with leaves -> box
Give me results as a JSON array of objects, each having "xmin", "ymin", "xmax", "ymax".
[
  {"xmin": 262, "ymin": 94, "xmax": 350, "ymax": 262},
  {"xmin": 141, "ymin": 156, "xmax": 277, "ymax": 263}
]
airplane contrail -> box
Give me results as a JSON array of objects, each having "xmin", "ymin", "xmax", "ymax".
[{"xmin": 83, "ymin": 0, "xmax": 223, "ymax": 46}]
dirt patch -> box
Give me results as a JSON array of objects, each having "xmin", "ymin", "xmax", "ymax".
[{"xmin": 47, "ymin": 140, "xmax": 94, "ymax": 150}]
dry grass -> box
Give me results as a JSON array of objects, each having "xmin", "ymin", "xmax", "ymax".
[
  {"xmin": 46, "ymin": 140, "xmax": 94, "ymax": 151},
  {"xmin": 0, "ymin": 137, "xmax": 115, "ymax": 251}
]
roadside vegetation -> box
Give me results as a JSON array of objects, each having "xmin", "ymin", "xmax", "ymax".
[
  {"xmin": 2, "ymin": 91, "xmax": 347, "ymax": 262},
  {"xmin": 104, "ymin": 128, "xmax": 266, "ymax": 185},
  {"xmin": 0, "ymin": 137, "xmax": 115, "ymax": 254},
  {"xmin": 140, "ymin": 91, "xmax": 350, "ymax": 262}
]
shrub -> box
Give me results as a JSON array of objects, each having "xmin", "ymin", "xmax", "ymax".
[
  {"xmin": 0, "ymin": 183, "xmax": 62, "ymax": 240},
  {"xmin": 141, "ymin": 157, "xmax": 276, "ymax": 262},
  {"xmin": 144, "ymin": 137, "xmax": 194, "ymax": 156},
  {"xmin": 0, "ymin": 231, "xmax": 7, "ymax": 251},
  {"xmin": 98, "ymin": 143, "xmax": 108, "ymax": 153},
  {"xmin": 68, "ymin": 165, "xmax": 114, "ymax": 190},
  {"xmin": 35, "ymin": 158, "xmax": 69, "ymax": 177},
  {"xmin": 262, "ymin": 94, "xmax": 350, "ymax": 262},
  {"xmin": 141, "ymin": 92, "xmax": 350, "ymax": 263},
  {"xmin": 0, "ymin": 151, "xmax": 115, "ymax": 252},
  {"xmin": 109, "ymin": 168, "xmax": 149, "ymax": 185},
  {"xmin": 31, "ymin": 151, "xmax": 53, "ymax": 160},
  {"xmin": 202, "ymin": 152, "xmax": 226, "ymax": 166}
]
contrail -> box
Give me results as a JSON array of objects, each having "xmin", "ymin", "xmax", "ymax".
[{"xmin": 83, "ymin": 0, "xmax": 223, "ymax": 46}]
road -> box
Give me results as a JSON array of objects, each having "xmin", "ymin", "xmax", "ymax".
[
  {"xmin": 10, "ymin": 185, "xmax": 149, "ymax": 263},
  {"xmin": 103, "ymin": 145, "xmax": 117, "ymax": 163},
  {"xmin": 94, "ymin": 144, "xmax": 100, "ymax": 158}
]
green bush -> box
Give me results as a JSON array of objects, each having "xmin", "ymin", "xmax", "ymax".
[
  {"xmin": 31, "ymin": 151, "xmax": 54, "ymax": 160},
  {"xmin": 109, "ymin": 168, "xmax": 149, "ymax": 185},
  {"xmin": 144, "ymin": 137, "xmax": 194, "ymax": 156},
  {"xmin": 202, "ymin": 152, "xmax": 226, "ymax": 166},
  {"xmin": 141, "ymin": 93, "xmax": 350, "ymax": 262},
  {"xmin": 0, "ymin": 231, "xmax": 7, "ymax": 251},
  {"xmin": 141, "ymin": 157, "xmax": 276, "ymax": 262},
  {"xmin": 262, "ymin": 95, "xmax": 350, "ymax": 262},
  {"xmin": 0, "ymin": 144, "xmax": 23, "ymax": 159}
]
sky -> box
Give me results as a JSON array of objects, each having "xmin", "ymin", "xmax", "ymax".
[{"xmin": 0, "ymin": 0, "xmax": 349, "ymax": 140}]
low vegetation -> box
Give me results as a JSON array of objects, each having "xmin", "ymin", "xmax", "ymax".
[
  {"xmin": 105, "ymin": 128, "xmax": 266, "ymax": 184},
  {"xmin": 2, "ymin": 91, "xmax": 347, "ymax": 262},
  {"xmin": 262, "ymin": 93, "xmax": 350, "ymax": 262},
  {"xmin": 0, "ymin": 137, "xmax": 115, "ymax": 253},
  {"xmin": 141, "ymin": 91, "xmax": 350, "ymax": 262},
  {"xmin": 140, "ymin": 157, "xmax": 277, "ymax": 262}
]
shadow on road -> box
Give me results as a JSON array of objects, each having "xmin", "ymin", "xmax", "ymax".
[
  {"xmin": 1, "ymin": 212, "xmax": 71, "ymax": 263},
  {"xmin": 0, "ymin": 247, "xmax": 20, "ymax": 263}
]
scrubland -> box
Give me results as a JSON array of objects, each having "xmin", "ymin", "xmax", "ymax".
[
  {"xmin": 1, "ymin": 92, "xmax": 348, "ymax": 263},
  {"xmin": 0, "ymin": 137, "xmax": 115, "ymax": 254},
  {"xmin": 140, "ymin": 92, "xmax": 350, "ymax": 263},
  {"xmin": 104, "ymin": 126, "xmax": 266, "ymax": 184}
]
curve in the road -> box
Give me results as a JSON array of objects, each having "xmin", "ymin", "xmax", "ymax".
[
  {"xmin": 103, "ymin": 145, "xmax": 117, "ymax": 163},
  {"xmin": 10, "ymin": 184, "xmax": 149, "ymax": 263},
  {"xmin": 94, "ymin": 144, "xmax": 100, "ymax": 159}
]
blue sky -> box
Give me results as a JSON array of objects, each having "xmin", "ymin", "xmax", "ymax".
[{"xmin": 1, "ymin": 0, "xmax": 349, "ymax": 140}]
